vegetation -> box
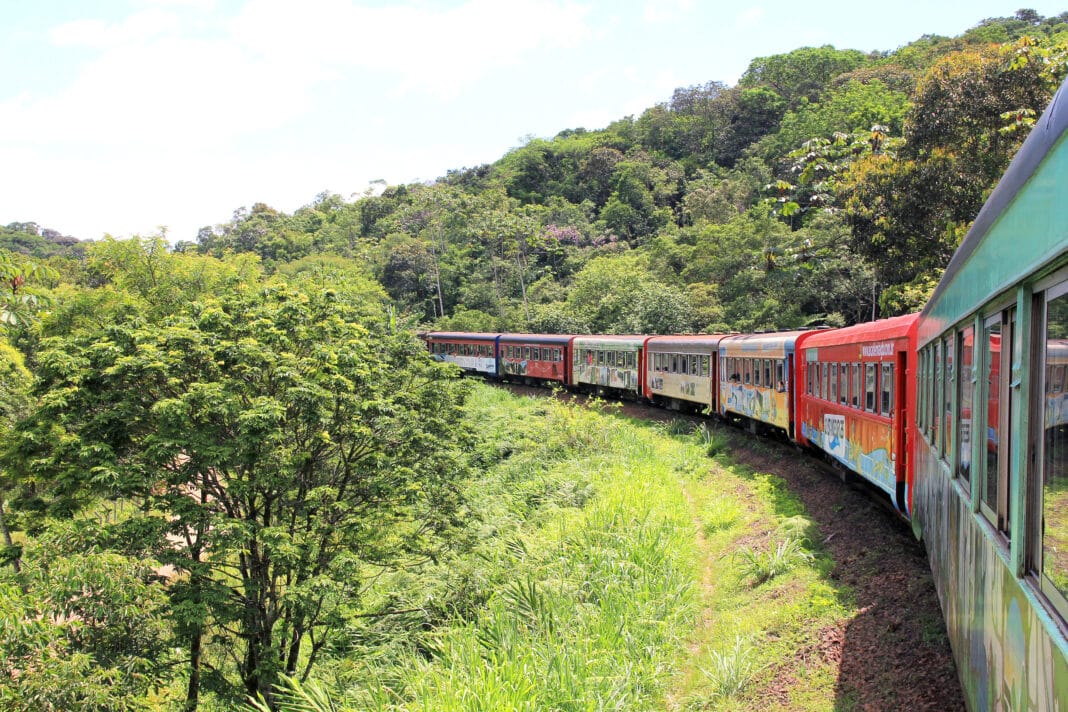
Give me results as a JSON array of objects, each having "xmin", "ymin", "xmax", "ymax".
[
  {"xmin": 0, "ymin": 8, "xmax": 1061, "ymax": 709},
  {"xmin": 150, "ymin": 10, "xmax": 1068, "ymax": 329},
  {"xmin": 241, "ymin": 386, "xmax": 852, "ymax": 711}
]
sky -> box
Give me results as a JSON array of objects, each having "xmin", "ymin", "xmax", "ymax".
[{"xmin": 2, "ymin": 1, "xmax": 1066, "ymax": 244}]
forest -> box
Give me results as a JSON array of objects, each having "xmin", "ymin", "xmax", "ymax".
[{"xmin": 0, "ymin": 8, "xmax": 1066, "ymax": 710}]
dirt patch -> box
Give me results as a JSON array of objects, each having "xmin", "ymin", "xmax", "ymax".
[{"xmin": 727, "ymin": 435, "xmax": 964, "ymax": 711}]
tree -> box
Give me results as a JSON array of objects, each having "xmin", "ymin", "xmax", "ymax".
[
  {"xmin": 7, "ymin": 286, "xmax": 472, "ymax": 708},
  {"xmin": 739, "ymin": 45, "xmax": 872, "ymax": 107},
  {"xmin": 0, "ymin": 534, "xmax": 174, "ymax": 711}
]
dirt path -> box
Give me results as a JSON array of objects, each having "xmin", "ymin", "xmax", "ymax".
[{"xmin": 502, "ymin": 383, "xmax": 965, "ymax": 710}]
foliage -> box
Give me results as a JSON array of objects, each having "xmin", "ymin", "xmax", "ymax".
[
  {"xmin": 736, "ymin": 538, "xmax": 815, "ymax": 586},
  {"xmin": 6, "ymin": 285, "xmax": 473, "ymax": 705},
  {"xmin": 698, "ymin": 636, "xmax": 762, "ymax": 702},
  {"xmin": 0, "ymin": 526, "xmax": 175, "ymax": 710}
]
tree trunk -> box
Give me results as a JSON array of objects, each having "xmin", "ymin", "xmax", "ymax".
[
  {"xmin": 0, "ymin": 497, "xmax": 20, "ymax": 573},
  {"xmin": 184, "ymin": 626, "xmax": 202, "ymax": 712}
]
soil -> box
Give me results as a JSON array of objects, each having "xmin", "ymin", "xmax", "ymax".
[
  {"xmin": 724, "ymin": 435, "xmax": 964, "ymax": 711},
  {"xmin": 501, "ymin": 383, "xmax": 966, "ymax": 711}
]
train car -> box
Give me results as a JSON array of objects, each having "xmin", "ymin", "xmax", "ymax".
[
  {"xmin": 796, "ymin": 314, "xmax": 919, "ymax": 515},
  {"xmin": 498, "ymin": 334, "xmax": 572, "ymax": 385},
  {"xmin": 571, "ymin": 335, "xmax": 645, "ymax": 399},
  {"xmin": 718, "ymin": 331, "xmax": 817, "ymax": 435},
  {"xmin": 424, "ymin": 332, "xmax": 500, "ymax": 376},
  {"xmin": 644, "ymin": 334, "xmax": 726, "ymax": 412},
  {"xmin": 912, "ymin": 76, "xmax": 1068, "ymax": 709}
]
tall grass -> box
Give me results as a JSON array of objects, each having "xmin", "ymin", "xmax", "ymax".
[{"xmin": 257, "ymin": 386, "xmax": 852, "ymax": 712}]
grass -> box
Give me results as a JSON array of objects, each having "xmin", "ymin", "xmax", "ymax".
[
  {"xmin": 736, "ymin": 538, "xmax": 815, "ymax": 587},
  {"xmin": 265, "ymin": 385, "xmax": 858, "ymax": 712},
  {"xmin": 697, "ymin": 636, "xmax": 762, "ymax": 703}
]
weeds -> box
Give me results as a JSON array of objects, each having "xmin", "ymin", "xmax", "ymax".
[
  {"xmin": 696, "ymin": 635, "xmax": 762, "ymax": 703},
  {"xmin": 701, "ymin": 499, "xmax": 743, "ymax": 534},
  {"xmin": 697, "ymin": 423, "xmax": 729, "ymax": 457},
  {"xmin": 736, "ymin": 537, "xmax": 814, "ymax": 586}
]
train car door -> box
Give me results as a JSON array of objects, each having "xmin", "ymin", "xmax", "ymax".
[{"xmin": 895, "ymin": 348, "xmax": 908, "ymax": 513}]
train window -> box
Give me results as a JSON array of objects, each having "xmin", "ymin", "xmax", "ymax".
[
  {"xmin": 865, "ymin": 363, "xmax": 877, "ymax": 412},
  {"xmin": 556, "ymin": 349, "xmax": 562, "ymax": 362},
  {"xmin": 702, "ymin": 356, "xmax": 711, "ymax": 378},
  {"xmin": 763, "ymin": 360, "xmax": 771, "ymax": 388},
  {"xmin": 944, "ymin": 335, "xmax": 954, "ymax": 459},
  {"xmin": 839, "ymin": 363, "xmax": 849, "ymax": 405},
  {"xmin": 822, "ymin": 363, "xmax": 830, "ymax": 401},
  {"xmin": 806, "ymin": 363, "xmax": 814, "ymax": 395},
  {"xmin": 1040, "ymin": 288, "xmax": 1068, "ymax": 609},
  {"xmin": 681, "ymin": 355, "xmax": 690, "ymax": 375},
  {"xmin": 958, "ymin": 327, "xmax": 974, "ymax": 484},
  {"xmin": 753, "ymin": 359, "xmax": 761, "ymax": 385},
  {"xmin": 744, "ymin": 359, "xmax": 752, "ymax": 384},
  {"xmin": 830, "ymin": 363, "xmax": 839, "ymax": 403},
  {"xmin": 852, "ymin": 363, "xmax": 861, "ymax": 408},
  {"xmin": 934, "ymin": 340, "xmax": 943, "ymax": 450},
  {"xmin": 776, "ymin": 360, "xmax": 785, "ymax": 391},
  {"xmin": 981, "ymin": 310, "xmax": 1014, "ymax": 535},
  {"xmin": 881, "ymin": 364, "xmax": 894, "ymax": 417}
]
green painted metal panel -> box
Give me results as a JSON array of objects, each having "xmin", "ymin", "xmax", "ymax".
[{"xmin": 920, "ymin": 132, "xmax": 1068, "ymax": 346}]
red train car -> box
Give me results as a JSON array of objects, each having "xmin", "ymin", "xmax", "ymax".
[
  {"xmin": 498, "ymin": 334, "xmax": 573, "ymax": 385},
  {"xmin": 796, "ymin": 314, "xmax": 919, "ymax": 515}
]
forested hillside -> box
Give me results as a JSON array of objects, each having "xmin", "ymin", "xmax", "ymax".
[
  {"xmin": 0, "ymin": 9, "xmax": 1065, "ymax": 710},
  {"xmin": 181, "ymin": 10, "xmax": 1065, "ymax": 332}
]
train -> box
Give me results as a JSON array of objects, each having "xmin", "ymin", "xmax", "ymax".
[
  {"xmin": 423, "ymin": 75, "xmax": 1068, "ymax": 711},
  {"xmin": 426, "ymin": 319, "xmax": 920, "ymax": 516}
]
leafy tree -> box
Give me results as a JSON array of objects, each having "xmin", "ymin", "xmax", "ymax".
[
  {"xmin": 739, "ymin": 45, "xmax": 872, "ymax": 107},
  {"xmin": 0, "ymin": 542, "xmax": 174, "ymax": 711},
  {"xmin": 843, "ymin": 36, "xmax": 1066, "ymax": 299},
  {"xmin": 757, "ymin": 79, "xmax": 910, "ymax": 160},
  {"xmin": 7, "ymin": 286, "xmax": 472, "ymax": 707}
]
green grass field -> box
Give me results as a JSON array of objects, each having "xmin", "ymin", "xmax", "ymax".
[{"xmin": 266, "ymin": 384, "xmax": 855, "ymax": 711}]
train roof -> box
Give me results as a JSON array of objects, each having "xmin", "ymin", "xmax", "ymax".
[
  {"xmin": 572, "ymin": 335, "xmax": 646, "ymax": 347},
  {"xmin": 922, "ymin": 75, "xmax": 1068, "ymax": 334},
  {"xmin": 497, "ymin": 333, "xmax": 574, "ymax": 344},
  {"xmin": 719, "ymin": 330, "xmax": 822, "ymax": 355},
  {"xmin": 801, "ymin": 314, "xmax": 918, "ymax": 348},
  {"xmin": 645, "ymin": 334, "xmax": 729, "ymax": 351},
  {"xmin": 425, "ymin": 332, "xmax": 500, "ymax": 341}
]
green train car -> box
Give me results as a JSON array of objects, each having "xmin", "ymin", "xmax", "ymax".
[{"xmin": 914, "ymin": 76, "xmax": 1068, "ymax": 709}]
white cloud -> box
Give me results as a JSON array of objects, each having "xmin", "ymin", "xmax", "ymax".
[
  {"xmin": 736, "ymin": 6, "xmax": 765, "ymax": 29},
  {"xmin": 229, "ymin": 0, "xmax": 594, "ymax": 99},
  {"xmin": 50, "ymin": 8, "xmax": 182, "ymax": 48},
  {"xmin": 642, "ymin": 0, "xmax": 695, "ymax": 24},
  {"xmin": 0, "ymin": 1, "xmax": 597, "ymax": 239}
]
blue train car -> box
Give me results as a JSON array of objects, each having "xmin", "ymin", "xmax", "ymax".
[{"xmin": 913, "ymin": 76, "xmax": 1068, "ymax": 708}]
